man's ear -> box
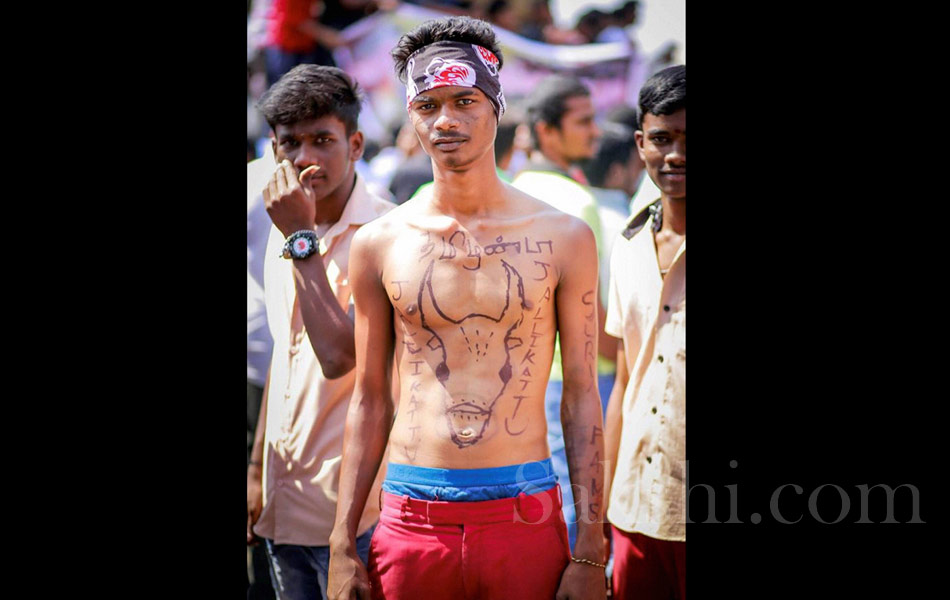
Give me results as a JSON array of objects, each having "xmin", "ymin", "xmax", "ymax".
[
  {"xmin": 270, "ymin": 133, "xmax": 277, "ymax": 160},
  {"xmin": 349, "ymin": 130, "xmax": 365, "ymax": 162},
  {"xmin": 634, "ymin": 129, "xmax": 646, "ymax": 162}
]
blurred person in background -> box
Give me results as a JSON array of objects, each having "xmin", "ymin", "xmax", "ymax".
[
  {"xmin": 404, "ymin": 0, "xmax": 476, "ymax": 17},
  {"xmin": 575, "ymin": 9, "xmax": 608, "ymax": 44},
  {"xmin": 365, "ymin": 122, "xmax": 412, "ymax": 189},
  {"xmin": 262, "ymin": 1, "xmax": 395, "ymax": 86},
  {"xmin": 579, "ymin": 122, "xmax": 642, "ymax": 395},
  {"xmin": 604, "ymin": 104, "xmax": 659, "ymax": 216},
  {"xmin": 485, "ymin": 0, "xmax": 522, "ymax": 33},
  {"xmin": 512, "ymin": 73, "xmax": 617, "ymax": 553},
  {"xmin": 386, "ymin": 121, "xmax": 435, "ymax": 203},
  {"xmin": 514, "ymin": 74, "xmax": 601, "ymax": 189},
  {"xmin": 248, "ymin": 64, "xmax": 395, "ymax": 600},
  {"xmin": 603, "ymin": 64, "xmax": 686, "ymax": 600},
  {"xmin": 249, "ymin": 137, "xmax": 278, "ymax": 600},
  {"xmin": 262, "ymin": 0, "xmax": 341, "ymax": 85},
  {"xmin": 596, "ymin": 1, "xmax": 639, "ymax": 45},
  {"xmin": 492, "ymin": 102, "xmax": 527, "ymax": 180},
  {"xmin": 519, "ymin": 0, "xmax": 585, "ymax": 44},
  {"xmin": 581, "ymin": 121, "xmax": 643, "ymax": 217}
]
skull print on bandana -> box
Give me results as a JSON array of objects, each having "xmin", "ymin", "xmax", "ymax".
[{"xmin": 404, "ymin": 41, "xmax": 506, "ymax": 120}]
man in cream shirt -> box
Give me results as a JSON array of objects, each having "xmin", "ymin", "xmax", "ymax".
[
  {"xmin": 247, "ymin": 64, "xmax": 394, "ymax": 600},
  {"xmin": 604, "ymin": 65, "xmax": 686, "ymax": 600}
]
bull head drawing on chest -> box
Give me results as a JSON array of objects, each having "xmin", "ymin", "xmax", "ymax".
[{"xmin": 418, "ymin": 258, "xmax": 527, "ymax": 448}]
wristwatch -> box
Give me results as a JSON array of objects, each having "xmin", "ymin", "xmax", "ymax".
[{"xmin": 281, "ymin": 230, "xmax": 319, "ymax": 260}]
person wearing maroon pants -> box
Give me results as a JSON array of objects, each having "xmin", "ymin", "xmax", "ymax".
[
  {"xmin": 327, "ymin": 15, "xmax": 608, "ymax": 600},
  {"xmin": 603, "ymin": 65, "xmax": 686, "ymax": 600}
]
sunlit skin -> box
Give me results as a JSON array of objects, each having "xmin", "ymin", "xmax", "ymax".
[
  {"xmin": 328, "ymin": 84, "xmax": 608, "ymax": 600},
  {"xmin": 635, "ymin": 109, "xmax": 685, "ymax": 204},
  {"xmin": 409, "ymin": 86, "xmax": 498, "ymax": 174},
  {"xmin": 268, "ymin": 115, "xmax": 364, "ymax": 232},
  {"xmin": 636, "ymin": 108, "xmax": 685, "ymax": 272}
]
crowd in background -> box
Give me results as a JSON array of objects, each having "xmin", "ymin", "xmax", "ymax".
[{"xmin": 247, "ymin": 1, "xmax": 677, "ymax": 216}]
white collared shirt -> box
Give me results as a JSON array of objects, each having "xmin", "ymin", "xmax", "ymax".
[{"xmin": 605, "ymin": 200, "xmax": 686, "ymax": 541}]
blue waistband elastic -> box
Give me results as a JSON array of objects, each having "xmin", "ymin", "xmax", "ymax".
[{"xmin": 383, "ymin": 458, "xmax": 557, "ymax": 501}]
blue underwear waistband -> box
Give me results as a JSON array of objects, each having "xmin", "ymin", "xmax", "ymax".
[{"xmin": 383, "ymin": 458, "xmax": 558, "ymax": 502}]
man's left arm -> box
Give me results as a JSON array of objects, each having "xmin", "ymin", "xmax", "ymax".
[{"xmin": 554, "ymin": 219, "xmax": 608, "ymax": 600}]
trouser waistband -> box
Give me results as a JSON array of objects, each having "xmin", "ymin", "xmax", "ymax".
[
  {"xmin": 382, "ymin": 458, "xmax": 558, "ymax": 501},
  {"xmin": 384, "ymin": 458, "xmax": 555, "ymax": 486},
  {"xmin": 380, "ymin": 485, "xmax": 563, "ymax": 526}
]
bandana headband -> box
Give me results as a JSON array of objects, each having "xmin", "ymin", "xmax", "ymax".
[{"xmin": 404, "ymin": 41, "xmax": 507, "ymax": 120}]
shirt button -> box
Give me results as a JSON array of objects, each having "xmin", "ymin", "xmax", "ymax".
[
  {"xmin": 646, "ymin": 456, "xmax": 652, "ymax": 464},
  {"xmin": 651, "ymin": 407, "xmax": 657, "ymax": 414},
  {"xmin": 664, "ymin": 305, "xmax": 670, "ymax": 311},
  {"xmin": 658, "ymin": 355, "xmax": 664, "ymax": 363}
]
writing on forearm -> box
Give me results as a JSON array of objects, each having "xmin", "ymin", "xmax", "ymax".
[{"xmin": 563, "ymin": 286, "xmax": 606, "ymax": 536}]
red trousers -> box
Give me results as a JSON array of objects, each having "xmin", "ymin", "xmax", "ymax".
[
  {"xmin": 368, "ymin": 485, "xmax": 570, "ymax": 600},
  {"xmin": 611, "ymin": 526, "xmax": 686, "ymax": 600}
]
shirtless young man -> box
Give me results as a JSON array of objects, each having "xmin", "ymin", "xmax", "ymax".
[{"xmin": 327, "ymin": 16, "xmax": 607, "ymax": 600}]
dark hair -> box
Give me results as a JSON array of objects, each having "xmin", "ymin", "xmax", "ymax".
[
  {"xmin": 577, "ymin": 9, "xmax": 606, "ymax": 32},
  {"xmin": 637, "ymin": 64, "xmax": 685, "ymax": 130},
  {"xmin": 257, "ymin": 64, "xmax": 364, "ymax": 135},
  {"xmin": 582, "ymin": 123, "xmax": 636, "ymax": 187},
  {"xmin": 525, "ymin": 74, "xmax": 590, "ymax": 149},
  {"xmin": 487, "ymin": 0, "xmax": 510, "ymax": 19},
  {"xmin": 391, "ymin": 16, "xmax": 504, "ymax": 83},
  {"xmin": 613, "ymin": 1, "xmax": 639, "ymax": 21}
]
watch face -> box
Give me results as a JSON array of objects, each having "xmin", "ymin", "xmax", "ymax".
[{"xmin": 292, "ymin": 237, "xmax": 313, "ymax": 257}]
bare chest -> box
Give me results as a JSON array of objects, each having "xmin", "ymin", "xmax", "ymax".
[
  {"xmin": 384, "ymin": 227, "xmax": 563, "ymax": 328},
  {"xmin": 383, "ymin": 222, "xmax": 566, "ymax": 455}
]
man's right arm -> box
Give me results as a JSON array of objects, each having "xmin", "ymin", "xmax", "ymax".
[
  {"xmin": 327, "ymin": 228, "xmax": 395, "ymax": 600},
  {"xmin": 601, "ymin": 240, "xmax": 627, "ymax": 554}
]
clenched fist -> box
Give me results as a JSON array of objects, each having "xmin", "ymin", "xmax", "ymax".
[{"xmin": 263, "ymin": 159, "xmax": 321, "ymax": 237}]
